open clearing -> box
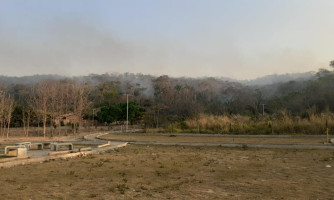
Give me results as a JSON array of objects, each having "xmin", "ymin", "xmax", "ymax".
[{"xmin": 0, "ymin": 144, "xmax": 333, "ymax": 199}]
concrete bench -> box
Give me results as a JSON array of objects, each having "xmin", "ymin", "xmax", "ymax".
[
  {"xmin": 53, "ymin": 143, "xmax": 73, "ymax": 151},
  {"xmin": 4, "ymin": 146, "xmax": 27, "ymax": 157},
  {"xmin": 15, "ymin": 142, "xmax": 31, "ymax": 149},
  {"xmin": 43, "ymin": 142, "xmax": 53, "ymax": 149},
  {"xmin": 45, "ymin": 142, "xmax": 59, "ymax": 150},
  {"xmin": 30, "ymin": 143, "xmax": 44, "ymax": 150}
]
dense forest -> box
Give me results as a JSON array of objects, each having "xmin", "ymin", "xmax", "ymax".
[{"xmin": 0, "ymin": 62, "xmax": 334, "ymax": 137}]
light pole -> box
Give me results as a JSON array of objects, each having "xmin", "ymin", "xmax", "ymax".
[
  {"xmin": 126, "ymin": 94, "xmax": 129, "ymax": 133},
  {"xmin": 92, "ymin": 109, "xmax": 96, "ymax": 127},
  {"xmin": 123, "ymin": 93, "xmax": 133, "ymax": 133},
  {"xmin": 261, "ymin": 104, "xmax": 265, "ymax": 115}
]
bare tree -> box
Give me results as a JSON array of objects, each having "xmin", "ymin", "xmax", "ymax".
[
  {"xmin": 59, "ymin": 80, "xmax": 73, "ymax": 135},
  {"xmin": 5, "ymin": 94, "xmax": 14, "ymax": 138},
  {"xmin": 48, "ymin": 81, "xmax": 59, "ymax": 137},
  {"xmin": 33, "ymin": 81, "xmax": 51, "ymax": 137},
  {"xmin": 18, "ymin": 87, "xmax": 33, "ymax": 137},
  {"xmin": 29, "ymin": 85, "xmax": 42, "ymax": 136},
  {"xmin": 71, "ymin": 82, "xmax": 90, "ymax": 134},
  {"xmin": 21, "ymin": 106, "xmax": 32, "ymax": 137},
  {"xmin": 0, "ymin": 89, "xmax": 14, "ymax": 138},
  {"xmin": 0, "ymin": 90, "xmax": 5, "ymax": 137},
  {"xmin": 50, "ymin": 80, "xmax": 71, "ymax": 136}
]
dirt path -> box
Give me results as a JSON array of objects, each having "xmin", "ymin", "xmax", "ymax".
[{"xmin": 128, "ymin": 141, "xmax": 334, "ymax": 150}]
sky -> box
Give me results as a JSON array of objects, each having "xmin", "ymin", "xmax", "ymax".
[{"xmin": 0, "ymin": 0, "xmax": 333, "ymax": 79}]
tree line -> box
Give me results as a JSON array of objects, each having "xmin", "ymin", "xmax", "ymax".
[
  {"xmin": 1, "ymin": 61, "xmax": 334, "ymax": 136},
  {"xmin": 5, "ymin": 80, "xmax": 90, "ymax": 137}
]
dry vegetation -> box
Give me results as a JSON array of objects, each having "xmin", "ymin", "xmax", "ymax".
[
  {"xmin": 0, "ymin": 145, "xmax": 333, "ymax": 199},
  {"xmin": 181, "ymin": 111, "xmax": 334, "ymax": 135}
]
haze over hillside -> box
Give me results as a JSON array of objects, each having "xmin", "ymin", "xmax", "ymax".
[
  {"xmin": 238, "ymin": 71, "xmax": 316, "ymax": 86},
  {"xmin": 0, "ymin": 71, "xmax": 316, "ymax": 86}
]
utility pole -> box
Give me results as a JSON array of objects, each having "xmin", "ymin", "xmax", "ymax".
[
  {"xmin": 326, "ymin": 119, "xmax": 329, "ymax": 143},
  {"xmin": 126, "ymin": 94, "xmax": 129, "ymax": 133},
  {"xmin": 92, "ymin": 109, "xmax": 95, "ymax": 127},
  {"xmin": 194, "ymin": 94, "xmax": 199, "ymax": 133},
  {"xmin": 261, "ymin": 104, "xmax": 265, "ymax": 115}
]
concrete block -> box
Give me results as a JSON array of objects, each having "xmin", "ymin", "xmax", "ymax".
[
  {"xmin": 49, "ymin": 151, "xmax": 70, "ymax": 156},
  {"xmin": 116, "ymin": 142, "xmax": 128, "ymax": 148},
  {"xmin": 17, "ymin": 148, "xmax": 28, "ymax": 158},
  {"xmin": 79, "ymin": 147, "xmax": 92, "ymax": 152},
  {"xmin": 98, "ymin": 143, "xmax": 110, "ymax": 148}
]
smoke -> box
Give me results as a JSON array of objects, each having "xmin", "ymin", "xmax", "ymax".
[
  {"xmin": 0, "ymin": 18, "xmax": 266, "ymax": 78},
  {"xmin": 0, "ymin": 18, "xmax": 136, "ymax": 76},
  {"xmin": 0, "ymin": 16, "xmax": 331, "ymax": 79}
]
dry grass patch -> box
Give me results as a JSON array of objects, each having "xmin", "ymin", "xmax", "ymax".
[
  {"xmin": 0, "ymin": 145, "xmax": 333, "ymax": 199},
  {"xmin": 101, "ymin": 133, "xmax": 326, "ymax": 144}
]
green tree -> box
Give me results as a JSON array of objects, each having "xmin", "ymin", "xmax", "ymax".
[
  {"xmin": 97, "ymin": 104, "xmax": 122, "ymax": 123},
  {"xmin": 97, "ymin": 101, "xmax": 144, "ymax": 124},
  {"xmin": 92, "ymin": 82, "xmax": 119, "ymax": 106},
  {"xmin": 123, "ymin": 101, "xmax": 145, "ymax": 124}
]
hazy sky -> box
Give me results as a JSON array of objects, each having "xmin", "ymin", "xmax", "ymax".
[{"xmin": 0, "ymin": 0, "xmax": 333, "ymax": 79}]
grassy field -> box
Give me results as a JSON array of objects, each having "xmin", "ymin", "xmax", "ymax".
[
  {"xmin": 100, "ymin": 133, "xmax": 328, "ymax": 144},
  {"xmin": 0, "ymin": 145, "xmax": 333, "ymax": 199}
]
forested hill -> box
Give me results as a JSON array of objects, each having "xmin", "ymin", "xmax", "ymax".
[
  {"xmin": 239, "ymin": 71, "xmax": 316, "ymax": 86},
  {"xmin": 0, "ymin": 74, "xmax": 66, "ymax": 84},
  {"xmin": 0, "ymin": 68, "xmax": 333, "ymax": 135},
  {"xmin": 0, "ymin": 71, "xmax": 325, "ymax": 114},
  {"xmin": 0, "ymin": 71, "xmax": 317, "ymax": 107},
  {"xmin": 0, "ymin": 71, "xmax": 316, "ymax": 86},
  {"xmin": 1, "ymin": 69, "xmax": 330, "ymax": 115}
]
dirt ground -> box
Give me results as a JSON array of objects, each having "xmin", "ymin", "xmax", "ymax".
[
  {"xmin": 0, "ymin": 144, "xmax": 333, "ymax": 199},
  {"xmin": 100, "ymin": 133, "xmax": 329, "ymax": 144}
]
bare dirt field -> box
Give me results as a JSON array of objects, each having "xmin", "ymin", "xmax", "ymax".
[{"xmin": 0, "ymin": 144, "xmax": 333, "ymax": 199}]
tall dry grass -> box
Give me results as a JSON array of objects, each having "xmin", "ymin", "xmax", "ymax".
[{"xmin": 182, "ymin": 111, "xmax": 334, "ymax": 135}]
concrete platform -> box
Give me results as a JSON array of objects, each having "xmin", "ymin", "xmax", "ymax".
[{"xmin": 0, "ymin": 141, "xmax": 127, "ymax": 168}]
